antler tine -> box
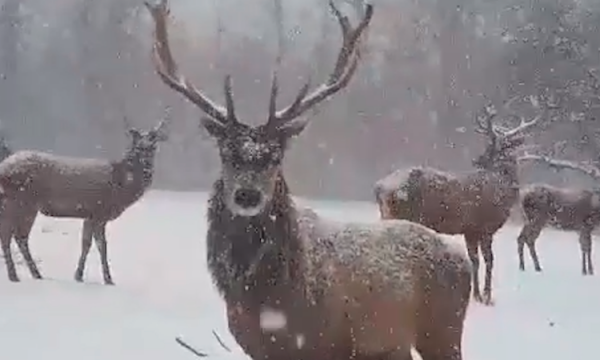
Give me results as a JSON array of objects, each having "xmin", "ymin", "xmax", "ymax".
[
  {"xmin": 154, "ymin": 116, "xmax": 169, "ymax": 134},
  {"xmin": 267, "ymin": 71, "xmax": 280, "ymax": 122},
  {"xmin": 223, "ymin": 75, "xmax": 237, "ymax": 121},
  {"xmin": 272, "ymin": 1, "xmax": 373, "ymax": 125},
  {"xmin": 122, "ymin": 115, "xmax": 135, "ymax": 131},
  {"xmin": 145, "ymin": 0, "xmax": 231, "ymax": 126},
  {"xmin": 474, "ymin": 102, "xmax": 498, "ymax": 145},
  {"xmin": 501, "ymin": 113, "xmax": 542, "ymax": 139},
  {"xmin": 498, "ymin": 96, "xmax": 543, "ymax": 139}
]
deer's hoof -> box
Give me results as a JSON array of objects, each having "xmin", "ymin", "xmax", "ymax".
[
  {"xmin": 104, "ymin": 279, "xmax": 115, "ymax": 286},
  {"xmin": 8, "ymin": 275, "xmax": 19, "ymax": 282},
  {"xmin": 482, "ymin": 296, "xmax": 495, "ymax": 306},
  {"xmin": 473, "ymin": 292, "xmax": 495, "ymax": 306}
]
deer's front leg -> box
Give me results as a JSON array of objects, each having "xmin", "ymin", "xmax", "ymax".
[
  {"xmin": 517, "ymin": 221, "xmax": 543, "ymax": 272},
  {"xmin": 579, "ymin": 229, "xmax": 593, "ymax": 276},
  {"xmin": 464, "ymin": 235, "xmax": 481, "ymax": 303}
]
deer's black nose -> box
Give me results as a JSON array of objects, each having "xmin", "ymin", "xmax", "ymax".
[{"xmin": 233, "ymin": 187, "xmax": 263, "ymax": 209}]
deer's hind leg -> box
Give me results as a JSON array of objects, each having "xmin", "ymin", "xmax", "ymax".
[
  {"xmin": 13, "ymin": 205, "xmax": 41, "ymax": 279},
  {"xmin": 0, "ymin": 204, "xmax": 17, "ymax": 282},
  {"xmin": 463, "ymin": 232, "xmax": 481, "ymax": 302},
  {"xmin": 579, "ymin": 227, "xmax": 594, "ymax": 276},
  {"xmin": 91, "ymin": 221, "xmax": 114, "ymax": 285},
  {"xmin": 517, "ymin": 220, "xmax": 544, "ymax": 272},
  {"xmin": 479, "ymin": 233, "xmax": 496, "ymax": 305}
]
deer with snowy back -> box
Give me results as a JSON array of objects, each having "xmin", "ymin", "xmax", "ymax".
[
  {"xmin": 517, "ymin": 154, "xmax": 600, "ymax": 275},
  {"xmin": 0, "ymin": 115, "xmax": 169, "ymax": 284},
  {"xmin": 146, "ymin": 1, "xmax": 472, "ymax": 359},
  {"xmin": 374, "ymin": 99, "xmax": 545, "ymax": 305}
]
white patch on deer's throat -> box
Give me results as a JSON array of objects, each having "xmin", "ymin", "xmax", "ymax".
[
  {"xmin": 240, "ymin": 138, "xmax": 269, "ymax": 161},
  {"xmin": 295, "ymin": 334, "xmax": 305, "ymax": 348},
  {"xmin": 259, "ymin": 307, "xmax": 287, "ymax": 331},
  {"xmin": 396, "ymin": 185, "xmax": 409, "ymax": 201},
  {"xmin": 125, "ymin": 171, "xmax": 134, "ymax": 183}
]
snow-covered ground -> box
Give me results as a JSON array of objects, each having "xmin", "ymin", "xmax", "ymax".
[{"xmin": 0, "ymin": 190, "xmax": 597, "ymax": 360}]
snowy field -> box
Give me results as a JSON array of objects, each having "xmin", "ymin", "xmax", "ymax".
[{"xmin": 0, "ymin": 190, "xmax": 597, "ymax": 360}]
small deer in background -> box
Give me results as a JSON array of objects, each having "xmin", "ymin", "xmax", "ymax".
[
  {"xmin": 146, "ymin": 1, "xmax": 472, "ymax": 359},
  {"xmin": 374, "ymin": 98, "xmax": 546, "ymax": 305},
  {"xmin": 0, "ymin": 116, "xmax": 169, "ymax": 284},
  {"xmin": 517, "ymin": 154, "xmax": 600, "ymax": 275}
]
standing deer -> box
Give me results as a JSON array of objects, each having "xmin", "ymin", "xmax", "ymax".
[
  {"xmin": 517, "ymin": 154, "xmax": 600, "ymax": 275},
  {"xmin": 146, "ymin": 1, "xmax": 472, "ymax": 360},
  {"xmin": 0, "ymin": 115, "xmax": 169, "ymax": 284},
  {"xmin": 374, "ymin": 99, "xmax": 544, "ymax": 305}
]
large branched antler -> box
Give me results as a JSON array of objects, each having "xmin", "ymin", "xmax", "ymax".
[
  {"xmin": 474, "ymin": 96, "xmax": 545, "ymax": 149},
  {"xmin": 145, "ymin": 0, "xmax": 234, "ymax": 126},
  {"xmin": 266, "ymin": 0, "xmax": 373, "ymax": 129},
  {"xmin": 145, "ymin": 0, "xmax": 372, "ymax": 131}
]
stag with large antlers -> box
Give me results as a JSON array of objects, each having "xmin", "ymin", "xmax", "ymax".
[
  {"xmin": 374, "ymin": 97, "xmax": 545, "ymax": 305},
  {"xmin": 0, "ymin": 116, "xmax": 169, "ymax": 283},
  {"xmin": 146, "ymin": 1, "xmax": 471, "ymax": 359},
  {"xmin": 517, "ymin": 154, "xmax": 600, "ymax": 275}
]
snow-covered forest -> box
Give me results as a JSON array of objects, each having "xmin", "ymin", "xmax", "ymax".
[{"xmin": 1, "ymin": 0, "xmax": 599, "ymax": 198}]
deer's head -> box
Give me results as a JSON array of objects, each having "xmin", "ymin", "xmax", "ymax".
[
  {"xmin": 472, "ymin": 98, "xmax": 542, "ymax": 172},
  {"xmin": 123, "ymin": 115, "xmax": 169, "ymax": 169},
  {"xmin": 145, "ymin": 0, "xmax": 372, "ymax": 216}
]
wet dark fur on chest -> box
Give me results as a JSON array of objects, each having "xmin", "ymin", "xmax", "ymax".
[{"xmin": 206, "ymin": 175, "xmax": 303, "ymax": 306}]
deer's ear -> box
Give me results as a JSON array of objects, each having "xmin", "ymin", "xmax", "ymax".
[
  {"xmin": 200, "ymin": 116, "xmax": 226, "ymax": 139},
  {"xmin": 278, "ymin": 118, "xmax": 309, "ymax": 140}
]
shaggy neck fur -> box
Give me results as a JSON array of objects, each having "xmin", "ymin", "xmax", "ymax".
[
  {"xmin": 206, "ymin": 171, "xmax": 302, "ymax": 304},
  {"xmin": 494, "ymin": 158, "xmax": 519, "ymax": 185},
  {"xmin": 123, "ymin": 150, "xmax": 155, "ymax": 188},
  {"xmin": 479, "ymin": 156, "xmax": 519, "ymax": 187}
]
